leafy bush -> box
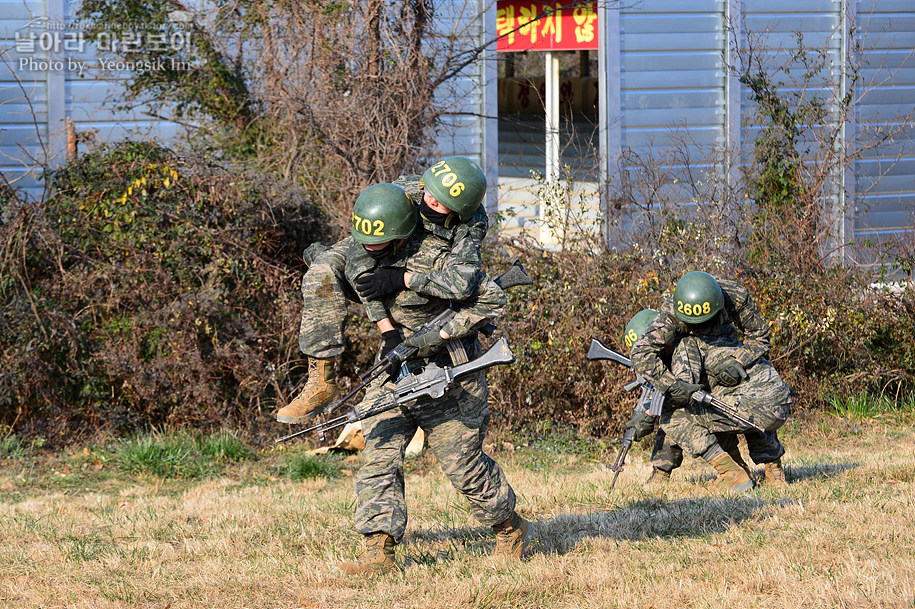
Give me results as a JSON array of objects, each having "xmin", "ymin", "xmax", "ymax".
[
  {"xmin": 484, "ymin": 237, "xmax": 915, "ymax": 437},
  {"xmin": 0, "ymin": 141, "xmax": 325, "ymax": 440}
]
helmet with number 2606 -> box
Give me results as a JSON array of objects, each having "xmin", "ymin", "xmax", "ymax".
[
  {"xmin": 350, "ymin": 183, "xmax": 417, "ymax": 245},
  {"xmin": 421, "ymin": 156, "xmax": 487, "ymax": 221},
  {"xmin": 624, "ymin": 309, "xmax": 659, "ymax": 350},
  {"xmin": 673, "ymin": 271, "xmax": 724, "ymax": 324}
]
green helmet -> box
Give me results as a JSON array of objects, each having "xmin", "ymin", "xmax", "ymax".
[
  {"xmin": 421, "ymin": 156, "xmax": 486, "ymax": 220},
  {"xmin": 350, "ymin": 184, "xmax": 417, "ymax": 245},
  {"xmin": 673, "ymin": 271, "xmax": 724, "ymax": 324},
  {"xmin": 624, "ymin": 309, "xmax": 659, "ymax": 350}
]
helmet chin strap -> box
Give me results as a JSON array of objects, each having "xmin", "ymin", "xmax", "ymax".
[{"xmin": 420, "ymin": 200, "xmax": 455, "ymax": 227}]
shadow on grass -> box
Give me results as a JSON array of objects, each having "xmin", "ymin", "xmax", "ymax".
[
  {"xmin": 783, "ymin": 461, "xmax": 859, "ymax": 483},
  {"xmin": 401, "ymin": 494, "xmax": 802, "ymax": 564},
  {"xmin": 533, "ymin": 495, "xmax": 792, "ymax": 555}
]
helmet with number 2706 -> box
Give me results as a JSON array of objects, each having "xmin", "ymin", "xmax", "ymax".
[{"xmin": 421, "ymin": 156, "xmax": 486, "ymax": 221}]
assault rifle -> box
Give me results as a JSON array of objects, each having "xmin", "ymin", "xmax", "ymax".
[
  {"xmin": 691, "ymin": 389, "xmax": 764, "ymax": 432},
  {"xmin": 586, "ymin": 338, "xmax": 764, "ymax": 434},
  {"xmin": 586, "ymin": 338, "xmax": 665, "ymax": 490},
  {"xmin": 291, "ymin": 260, "xmax": 531, "ymax": 423},
  {"xmin": 586, "ymin": 339, "xmax": 665, "ymax": 416},
  {"xmin": 275, "ymin": 337, "xmax": 515, "ymax": 443}
]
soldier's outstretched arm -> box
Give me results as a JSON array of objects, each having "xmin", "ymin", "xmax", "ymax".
[{"xmin": 443, "ymin": 275, "xmax": 507, "ymax": 339}]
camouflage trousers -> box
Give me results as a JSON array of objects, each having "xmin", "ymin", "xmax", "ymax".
[
  {"xmin": 355, "ymin": 371, "xmax": 516, "ymax": 543},
  {"xmin": 650, "ymin": 427, "xmax": 741, "ymax": 472},
  {"xmin": 298, "ymin": 241, "xmax": 356, "ymax": 359},
  {"xmin": 662, "ymin": 334, "xmax": 791, "ymax": 464}
]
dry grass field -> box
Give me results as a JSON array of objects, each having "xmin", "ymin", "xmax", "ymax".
[{"xmin": 1, "ymin": 412, "xmax": 914, "ymax": 609}]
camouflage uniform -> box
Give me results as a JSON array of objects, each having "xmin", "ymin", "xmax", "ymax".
[
  {"xmin": 340, "ymin": 233, "xmax": 515, "ymax": 542},
  {"xmin": 632, "ymin": 280, "xmax": 789, "ymax": 464},
  {"xmin": 298, "ymin": 174, "xmax": 487, "ymax": 359}
]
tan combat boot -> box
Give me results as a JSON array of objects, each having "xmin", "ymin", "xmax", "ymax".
[
  {"xmin": 646, "ymin": 468, "xmax": 671, "ymax": 485},
  {"xmin": 763, "ymin": 458, "xmax": 788, "ymax": 488},
  {"xmin": 492, "ymin": 512, "xmax": 531, "ymax": 560},
  {"xmin": 330, "ymin": 533, "xmax": 396, "ymax": 576},
  {"xmin": 276, "ymin": 358, "xmax": 340, "ymax": 424},
  {"xmin": 727, "ymin": 447, "xmax": 756, "ymax": 483},
  {"xmin": 708, "ymin": 452, "xmax": 756, "ymax": 493}
]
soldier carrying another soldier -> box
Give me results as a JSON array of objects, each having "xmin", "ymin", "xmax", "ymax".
[
  {"xmin": 277, "ymin": 157, "xmax": 490, "ymax": 424},
  {"xmin": 630, "ymin": 271, "xmax": 791, "ymax": 492},
  {"xmin": 285, "ymin": 164, "xmax": 531, "ymax": 575},
  {"xmin": 621, "ymin": 309, "xmax": 752, "ymax": 485}
]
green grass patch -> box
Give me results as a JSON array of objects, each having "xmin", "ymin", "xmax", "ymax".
[
  {"xmin": 280, "ymin": 451, "xmax": 344, "ymax": 481},
  {"xmin": 111, "ymin": 430, "xmax": 252, "ymax": 479},
  {"xmin": 0, "ymin": 432, "xmax": 26, "ymax": 458},
  {"xmin": 198, "ymin": 430, "xmax": 251, "ymax": 463},
  {"xmin": 827, "ymin": 392, "xmax": 915, "ymax": 420}
]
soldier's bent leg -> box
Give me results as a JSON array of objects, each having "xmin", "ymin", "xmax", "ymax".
[
  {"xmin": 299, "ymin": 241, "xmax": 353, "ymax": 360},
  {"xmin": 355, "ymin": 395, "xmax": 418, "ymax": 543},
  {"xmin": 744, "ymin": 430, "xmax": 786, "ymax": 465},
  {"xmin": 417, "ymin": 378, "xmax": 516, "ymax": 527},
  {"xmin": 648, "ymin": 429, "xmax": 682, "ymax": 483},
  {"xmin": 718, "ymin": 432, "xmax": 754, "ymax": 480}
]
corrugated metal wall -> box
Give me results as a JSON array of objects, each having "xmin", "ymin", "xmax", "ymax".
[
  {"xmin": 1, "ymin": 0, "xmax": 52, "ymax": 197},
  {"xmin": 853, "ymin": 0, "xmax": 915, "ymax": 244},
  {"xmin": 2, "ymin": 1, "xmax": 911, "ymax": 246},
  {"xmin": 0, "ymin": 0, "xmax": 183, "ymax": 200},
  {"xmin": 618, "ymin": 0, "xmax": 727, "ymax": 206},
  {"xmin": 495, "ymin": 0, "xmax": 913, "ymax": 247},
  {"xmin": 1, "ymin": 0, "xmax": 493, "ymax": 205},
  {"xmin": 429, "ymin": 0, "xmax": 498, "ymax": 212}
]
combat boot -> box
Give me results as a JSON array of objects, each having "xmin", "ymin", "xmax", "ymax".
[
  {"xmin": 492, "ymin": 512, "xmax": 531, "ymax": 560},
  {"xmin": 276, "ymin": 358, "xmax": 340, "ymax": 423},
  {"xmin": 726, "ymin": 447, "xmax": 756, "ymax": 483},
  {"xmin": 763, "ymin": 458, "xmax": 788, "ymax": 488},
  {"xmin": 646, "ymin": 468, "xmax": 671, "ymax": 485},
  {"xmin": 708, "ymin": 452, "xmax": 755, "ymax": 493},
  {"xmin": 330, "ymin": 533, "xmax": 396, "ymax": 576}
]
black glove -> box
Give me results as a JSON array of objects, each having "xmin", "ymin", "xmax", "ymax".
[
  {"xmin": 624, "ymin": 409, "xmax": 656, "ymax": 441},
  {"xmin": 403, "ymin": 328, "xmax": 447, "ymax": 358},
  {"xmin": 668, "ymin": 380, "xmax": 703, "ymax": 406},
  {"xmin": 355, "ymin": 267, "xmax": 407, "ymax": 301},
  {"xmin": 710, "ymin": 356, "xmax": 749, "ymax": 387},
  {"xmin": 380, "ymin": 330, "xmax": 402, "ymax": 381}
]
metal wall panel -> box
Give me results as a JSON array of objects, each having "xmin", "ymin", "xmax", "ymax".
[
  {"xmin": 853, "ymin": 0, "xmax": 915, "ymax": 241},
  {"xmin": 0, "ymin": 1, "xmax": 187, "ymax": 200},
  {"xmin": 619, "ymin": 0, "xmax": 727, "ymax": 205}
]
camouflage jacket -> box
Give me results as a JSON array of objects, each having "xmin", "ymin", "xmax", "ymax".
[
  {"xmin": 630, "ymin": 279, "xmax": 771, "ymax": 392},
  {"xmin": 344, "ymin": 228, "xmax": 505, "ymax": 338},
  {"xmin": 392, "ymin": 174, "xmax": 488, "ymax": 301}
]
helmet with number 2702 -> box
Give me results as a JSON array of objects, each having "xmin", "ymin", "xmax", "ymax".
[{"xmin": 350, "ymin": 183, "xmax": 417, "ymax": 245}]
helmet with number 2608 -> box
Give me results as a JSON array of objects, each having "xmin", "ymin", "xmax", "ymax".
[{"xmin": 673, "ymin": 271, "xmax": 724, "ymax": 324}]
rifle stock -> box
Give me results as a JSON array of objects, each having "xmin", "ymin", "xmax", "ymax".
[
  {"xmin": 587, "ymin": 338, "xmax": 633, "ymax": 368},
  {"xmin": 303, "ymin": 262, "xmax": 531, "ymax": 422},
  {"xmin": 275, "ymin": 338, "xmax": 515, "ymax": 443}
]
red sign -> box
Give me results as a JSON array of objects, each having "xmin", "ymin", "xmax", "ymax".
[{"xmin": 496, "ymin": 1, "xmax": 599, "ymax": 52}]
